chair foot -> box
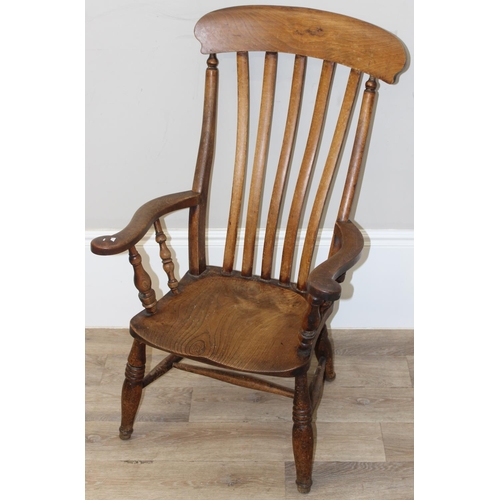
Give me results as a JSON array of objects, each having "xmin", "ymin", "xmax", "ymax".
[
  {"xmin": 296, "ymin": 481, "xmax": 312, "ymax": 494},
  {"xmin": 119, "ymin": 427, "xmax": 133, "ymax": 440},
  {"xmin": 119, "ymin": 339, "xmax": 146, "ymax": 440}
]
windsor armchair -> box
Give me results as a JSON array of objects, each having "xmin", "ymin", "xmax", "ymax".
[{"xmin": 90, "ymin": 5, "xmax": 407, "ymax": 494}]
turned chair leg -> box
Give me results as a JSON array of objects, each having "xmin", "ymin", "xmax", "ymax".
[
  {"xmin": 315, "ymin": 326, "xmax": 335, "ymax": 381},
  {"xmin": 292, "ymin": 372, "xmax": 314, "ymax": 493},
  {"xmin": 119, "ymin": 339, "xmax": 146, "ymax": 440}
]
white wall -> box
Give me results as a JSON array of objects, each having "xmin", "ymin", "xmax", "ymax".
[
  {"xmin": 86, "ymin": 0, "xmax": 413, "ymax": 229},
  {"xmin": 86, "ymin": 0, "xmax": 414, "ymax": 328}
]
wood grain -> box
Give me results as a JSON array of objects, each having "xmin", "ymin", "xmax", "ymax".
[
  {"xmin": 261, "ymin": 54, "xmax": 306, "ymax": 280},
  {"xmin": 284, "ymin": 461, "xmax": 413, "ymax": 499},
  {"xmin": 337, "ymin": 77, "xmax": 377, "ymax": 222},
  {"xmin": 86, "ymin": 461, "xmax": 285, "ymax": 500},
  {"xmin": 316, "ymin": 387, "xmax": 414, "ymax": 423},
  {"xmin": 189, "ymin": 54, "xmax": 218, "ymax": 275},
  {"xmin": 333, "ymin": 356, "xmax": 413, "ymax": 388},
  {"xmin": 86, "ymin": 421, "xmax": 289, "ymax": 462},
  {"xmin": 407, "ymin": 356, "xmax": 414, "ymax": 387},
  {"xmin": 194, "ymin": 6, "xmax": 407, "ymax": 83},
  {"xmin": 86, "ymin": 385, "xmax": 192, "ymax": 423},
  {"xmin": 242, "ymin": 51, "xmax": 278, "ymax": 277},
  {"xmin": 287, "ymin": 422, "xmax": 386, "ymax": 463},
  {"xmin": 173, "ymin": 362, "xmax": 295, "ymax": 398},
  {"xmin": 279, "ymin": 60, "xmax": 335, "ymax": 285},
  {"xmin": 86, "ymin": 420, "xmax": 387, "ymax": 464},
  {"xmin": 381, "ymin": 423, "xmax": 414, "ymax": 462},
  {"xmin": 297, "ymin": 68, "xmax": 361, "ymax": 290},
  {"xmin": 86, "ymin": 354, "xmax": 107, "ymax": 386},
  {"xmin": 223, "ymin": 51, "xmax": 249, "ymax": 274},
  {"xmin": 333, "ymin": 329, "xmax": 414, "ymax": 356},
  {"xmin": 102, "ymin": 355, "xmax": 303, "ymax": 389},
  {"xmin": 85, "ymin": 328, "xmax": 132, "ymax": 355},
  {"xmin": 189, "ymin": 385, "xmax": 292, "ymax": 423},
  {"xmin": 85, "ymin": 328, "xmax": 414, "ymax": 356},
  {"xmin": 129, "ymin": 268, "xmax": 310, "ymax": 376}
]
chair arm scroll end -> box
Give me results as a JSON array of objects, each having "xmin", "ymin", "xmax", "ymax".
[
  {"xmin": 90, "ymin": 235, "xmax": 126, "ymax": 256},
  {"xmin": 306, "ymin": 220, "xmax": 365, "ymax": 301},
  {"xmin": 89, "ymin": 190, "xmax": 201, "ymax": 256}
]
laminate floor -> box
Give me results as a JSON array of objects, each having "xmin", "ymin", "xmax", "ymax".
[{"xmin": 86, "ymin": 328, "xmax": 414, "ymax": 499}]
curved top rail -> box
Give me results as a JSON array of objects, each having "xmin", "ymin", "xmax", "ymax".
[{"xmin": 194, "ymin": 5, "xmax": 407, "ymax": 84}]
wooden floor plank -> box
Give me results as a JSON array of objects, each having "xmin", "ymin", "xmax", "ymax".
[
  {"xmin": 86, "ymin": 354, "xmax": 107, "ymax": 386},
  {"xmin": 189, "ymin": 385, "xmax": 292, "ymax": 423},
  {"xmin": 86, "ymin": 421, "xmax": 385, "ymax": 464},
  {"xmin": 407, "ymin": 355, "xmax": 414, "ymax": 387},
  {"xmin": 85, "ymin": 328, "xmax": 132, "ymax": 354},
  {"xmin": 285, "ymin": 422, "xmax": 386, "ymax": 462},
  {"xmin": 381, "ymin": 423, "xmax": 414, "ymax": 462},
  {"xmin": 284, "ymin": 461, "xmax": 413, "ymax": 499},
  {"xmin": 332, "ymin": 329, "xmax": 414, "ymax": 356},
  {"xmin": 333, "ymin": 356, "xmax": 412, "ymax": 388},
  {"xmin": 168, "ymin": 383, "xmax": 414, "ymax": 424},
  {"xmin": 86, "ymin": 421, "xmax": 289, "ymax": 462},
  {"xmin": 86, "ymin": 460, "xmax": 285, "ymax": 500},
  {"xmin": 86, "ymin": 385, "xmax": 192, "ymax": 422},
  {"xmin": 316, "ymin": 387, "xmax": 414, "ymax": 423}
]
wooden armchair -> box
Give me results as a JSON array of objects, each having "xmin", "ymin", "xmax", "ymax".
[{"xmin": 90, "ymin": 5, "xmax": 407, "ymax": 494}]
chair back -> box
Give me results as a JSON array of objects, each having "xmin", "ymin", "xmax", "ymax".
[{"xmin": 188, "ymin": 5, "xmax": 407, "ymax": 289}]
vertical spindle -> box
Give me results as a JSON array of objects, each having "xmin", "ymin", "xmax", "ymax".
[
  {"xmin": 154, "ymin": 219, "xmax": 179, "ymax": 295},
  {"xmin": 129, "ymin": 245, "xmax": 157, "ymax": 314},
  {"xmin": 337, "ymin": 76, "xmax": 378, "ymax": 222}
]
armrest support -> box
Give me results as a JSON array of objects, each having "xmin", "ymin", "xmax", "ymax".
[
  {"xmin": 90, "ymin": 190, "xmax": 201, "ymax": 255},
  {"xmin": 307, "ymin": 220, "xmax": 365, "ymax": 301}
]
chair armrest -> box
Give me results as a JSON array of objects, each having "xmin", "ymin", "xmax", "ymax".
[
  {"xmin": 90, "ymin": 190, "xmax": 201, "ymax": 255},
  {"xmin": 307, "ymin": 220, "xmax": 365, "ymax": 301}
]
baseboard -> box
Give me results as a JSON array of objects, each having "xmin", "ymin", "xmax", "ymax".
[{"xmin": 85, "ymin": 228, "xmax": 413, "ymax": 328}]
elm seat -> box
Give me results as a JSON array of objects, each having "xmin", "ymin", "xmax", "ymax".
[
  {"xmin": 130, "ymin": 267, "xmax": 310, "ymax": 376},
  {"xmin": 90, "ymin": 5, "xmax": 408, "ymax": 494}
]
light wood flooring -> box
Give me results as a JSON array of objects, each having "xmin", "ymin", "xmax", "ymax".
[{"xmin": 86, "ymin": 328, "xmax": 414, "ymax": 499}]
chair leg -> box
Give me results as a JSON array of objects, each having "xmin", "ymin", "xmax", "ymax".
[
  {"xmin": 292, "ymin": 372, "xmax": 314, "ymax": 493},
  {"xmin": 315, "ymin": 326, "xmax": 335, "ymax": 381},
  {"xmin": 119, "ymin": 338, "xmax": 146, "ymax": 440}
]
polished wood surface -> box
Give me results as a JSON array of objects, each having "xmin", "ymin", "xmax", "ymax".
[
  {"xmin": 154, "ymin": 219, "xmax": 179, "ymax": 295},
  {"xmin": 298, "ymin": 69, "xmax": 361, "ymax": 290},
  {"xmin": 280, "ymin": 60, "xmax": 335, "ymax": 285},
  {"xmin": 194, "ymin": 6, "xmax": 407, "ymax": 83},
  {"xmin": 189, "ymin": 53, "xmax": 218, "ymax": 276},
  {"xmin": 91, "ymin": 191, "xmax": 200, "ymax": 256},
  {"xmin": 223, "ymin": 51, "xmax": 249, "ymax": 274},
  {"xmin": 242, "ymin": 51, "xmax": 278, "ymax": 277},
  {"xmin": 130, "ymin": 267, "xmax": 310, "ymax": 376},
  {"xmin": 261, "ymin": 54, "xmax": 306, "ymax": 281},
  {"xmin": 172, "ymin": 362, "xmax": 295, "ymax": 399},
  {"xmin": 90, "ymin": 5, "xmax": 408, "ymax": 494}
]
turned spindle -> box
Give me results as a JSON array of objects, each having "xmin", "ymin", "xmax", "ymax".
[
  {"xmin": 154, "ymin": 219, "xmax": 179, "ymax": 295},
  {"xmin": 119, "ymin": 339, "xmax": 146, "ymax": 440},
  {"xmin": 128, "ymin": 245, "xmax": 157, "ymax": 314},
  {"xmin": 337, "ymin": 75, "xmax": 378, "ymax": 222}
]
